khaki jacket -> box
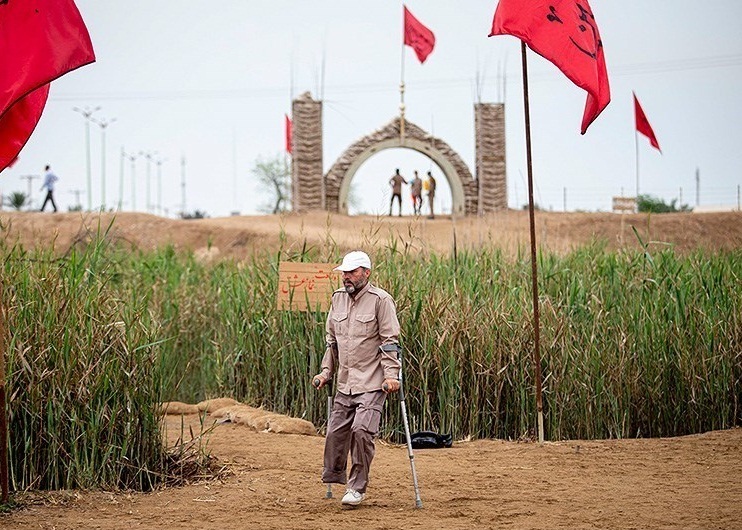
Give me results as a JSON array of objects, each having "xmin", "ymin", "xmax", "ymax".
[{"xmin": 321, "ymin": 282, "xmax": 401, "ymax": 395}]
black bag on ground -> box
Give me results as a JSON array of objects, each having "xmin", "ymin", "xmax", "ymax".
[{"xmin": 410, "ymin": 431, "xmax": 453, "ymax": 449}]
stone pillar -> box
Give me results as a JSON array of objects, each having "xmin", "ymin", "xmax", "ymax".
[
  {"xmin": 475, "ymin": 103, "xmax": 507, "ymax": 213},
  {"xmin": 291, "ymin": 92, "xmax": 323, "ymax": 211}
]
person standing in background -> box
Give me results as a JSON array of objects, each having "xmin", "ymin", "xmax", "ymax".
[
  {"xmin": 388, "ymin": 168, "xmax": 407, "ymax": 216},
  {"xmin": 426, "ymin": 171, "xmax": 436, "ymax": 219},
  {"xmin": 410, "ymin": 171, "xmax": 423, "ymax": 215}
]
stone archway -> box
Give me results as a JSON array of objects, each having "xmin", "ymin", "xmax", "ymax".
[
  {"xmin": 324, "ymin": 117, "xmax": 478, "ymax": 216},
  {"xmin": 290, "ymin": 92, "xmax": 506, "ymax": 215}
]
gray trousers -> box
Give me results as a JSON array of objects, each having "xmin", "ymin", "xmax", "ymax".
[{"xmin": 322, "ymin": 390, "xmax": 385, "ymax": 493}]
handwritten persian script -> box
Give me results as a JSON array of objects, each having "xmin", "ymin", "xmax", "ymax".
[{"xmin": 276, "ymin": 262, "xmax": 341, "ymax": 312}]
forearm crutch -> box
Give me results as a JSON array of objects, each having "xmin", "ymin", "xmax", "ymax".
[
  {"xmin": 314, "ymin": 349, "xmax": 337, "ymax": 499},
  {"xmin": 324, "ymin": 379, "xmax": 334, "ymax": 498},
  {"xmin": 382, "ymin": 345, "xmax": 423, "ymax": 509}
]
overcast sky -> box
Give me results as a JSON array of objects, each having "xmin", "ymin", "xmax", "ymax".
[{"xmin": 3, "ymin": 1, "xmax": 741, "ymax": 216}]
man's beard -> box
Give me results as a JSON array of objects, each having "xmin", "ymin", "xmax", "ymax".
[{"xmin": 344, "ymin": 277, "xmax": 367, "ymax": 295}]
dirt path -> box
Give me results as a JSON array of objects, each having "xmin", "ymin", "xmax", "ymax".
[
  {"xmin": 3, "ymin": 417, "xmax": 740, "ymax": 530},
  {"xmin": 2, "ymin": 210, "xmax": 741, "ymax": 260}
]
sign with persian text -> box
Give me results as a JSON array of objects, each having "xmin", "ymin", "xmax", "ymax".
[{"xmin": 277, "ymin": 262, "xmax": 340, "ymax": 312}]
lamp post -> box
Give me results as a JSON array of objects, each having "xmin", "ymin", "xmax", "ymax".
[
  {"xmin": 92, "ymin": 116, "xmax": 116, "ymax": 211},
  {"xmin": 155, "ymin": 156, "xmax": 167, "ymax": 216},
  {"xmin": 122, "ymin": 150, "xmax": 138, "ymax": 211},
  {"xmin": 142, "ymin": 151, "xmax": 157, "ymax": 214},
  {"xmin": 72, "ymin": 106, "xmax": 101, "ymax": 211}
]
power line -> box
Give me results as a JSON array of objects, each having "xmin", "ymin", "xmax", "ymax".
[{"xmin": 49, "ymin": 53, "xmax": 742, "ymax": 103}]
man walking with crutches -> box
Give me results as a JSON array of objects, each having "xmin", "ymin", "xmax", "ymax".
[{"xmin": 312, "ymin": 250, "xmax": 401, "ymax": 507}]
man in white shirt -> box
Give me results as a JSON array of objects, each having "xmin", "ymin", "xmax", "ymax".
[{"xmin": 40, "ymin": 165, "xmax": 59, "ymax": 212}]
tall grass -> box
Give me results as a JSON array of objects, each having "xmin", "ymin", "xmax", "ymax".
[
  {"xmin": 3, "ymin": 238, "xmax": 164, "ymax": 490},
  {"xmin": 2, "ymin": 234, "xmax": 740, "ymax": 490}
]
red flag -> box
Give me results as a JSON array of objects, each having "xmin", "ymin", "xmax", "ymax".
[
  {"xmin": 285, "ymin": 114, "xmax": 292, "ymax": 154},
  {"xmin": 634, "ymin": 93, "xmax": 660, "ymax": 152},
  {"xmin": 404, "ymin": 6, "xmax": 435, "ymax": 64},
  {"xmin": 0, "ymin": 0, "xmax": 96, "ymax": 172},
  {"xmin": 490, "ymin": 0, "xmax": 610, "ymax": 134}
]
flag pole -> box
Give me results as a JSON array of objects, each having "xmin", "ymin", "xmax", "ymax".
[
  {"xmin": 635, "ymin": 129, "xmax": 640, "ymax": 202},
  {"xmin": 399, "ymin": 4, "xmax": 406, "ymax": 143},
  {"xmin": 520, "ymin": 42, "xmax": 545, "ymax": 444},
  {"xmin": 0, "ymin": 280, "xmax": 8, "ymax": 503}
]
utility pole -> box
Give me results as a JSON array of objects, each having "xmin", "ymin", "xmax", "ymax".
[
  {"xmin": 679, "ymin": 187, "xmax": 683, "ymax": 208},
  {"xmin": 92, "ymin": 116, "xmax": 116, "ymax": 211},
  {"xmin": 180, "ymin": 155, "xmax": 187, "ymax": 218},
  {"xmin": 155, "ymin": 156, "xmax": 167, "ymax": 216},
  {"xmin": 68, "ymin": 189, "xmax": 84, "ymax": 210},
  {"xmin": 20, "ymin": 174, "xmax": 40, "ymax": 211},
  {"xmin": 695, "ymin": 167, "xmax": 700, "ymax": 207},
  {"xmin": 563, "ymin": 187, "xmax": 567, "ymax": 212},
  {"xmin": 142, "ymin": 151, "xmax": 157, "ymax": 214},
  {"xmin": 72, "ymin": 106, "xmax": 101, "ymax": 211},
  {"xmin": 118, "ymin": 146, "xmax": 124, "ymax": 211},
  {"xmin": 123, "ymin": 151, "xmax": 138, "ymax": 211}
]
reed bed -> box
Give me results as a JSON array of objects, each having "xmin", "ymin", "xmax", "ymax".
[{"xmin": 2, "ymin": 235, "xmax": 740, "ymax": 490}]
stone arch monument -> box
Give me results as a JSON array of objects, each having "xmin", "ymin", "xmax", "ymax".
[{"xmin": 291, "ymin": 91, "xmax": 506, "ymax": 216}]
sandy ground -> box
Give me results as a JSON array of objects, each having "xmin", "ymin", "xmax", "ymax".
[
  {"xmin": 1, "ymin": 209, "xmax": 741, "ymax": 259},
  {"xmin": 2, "ymin": 414, "xmax": 740, "ymax": 530}
]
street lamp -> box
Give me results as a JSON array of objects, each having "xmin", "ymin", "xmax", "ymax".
[
  {"xmin": 123, "ymin": 150, "xmax": 138, "ymax": 211},
  {"xmin": 72, "ymin": 105, "xmax": 101, "ymax": 211},
  {"xmin": 92, "ymin": 116, "xmax": 116, "ymax": 211},
  {"xmin": 155, "ymin": 156, "xmax": 167, "ymax": 216},
  {"xmin": 141, "ymin": 151, "xmax": 157, "ymax": 214}
]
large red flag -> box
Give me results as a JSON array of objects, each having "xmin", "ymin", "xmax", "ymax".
[
  {"xmin": 404, "ymin": 6, "xmax": 435, "ymax": 64},
  {"xmin": 0, "ymin": 0, "xmax": 96, "ymax": 172},
  {"xmin": 285, "ymin": 114, "xmax": 292, "ymax": 154},
  {"xmin": 633, "ymin": 93, "xmax": 660, "ymax": 152},
  {"xmin": 490, "ymin": 0, "xmax": 610, "ymax": 134}
]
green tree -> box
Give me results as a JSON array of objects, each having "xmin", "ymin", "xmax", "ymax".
[
  {"xmin": 253, "ymin": 154, "xmax": 290, "ymax": 214},
  {"xmin": 637, "ymin": 194, "xmax": 691, "ymax": 213}
]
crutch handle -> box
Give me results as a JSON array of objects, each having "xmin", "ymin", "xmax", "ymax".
[
  {"xmin": 382, "ymin": 383, "xmax": 389, "ymax": 392},
  {"xmin": 313, "ymin": 378, "xmax": 322, "ymax": 388}
]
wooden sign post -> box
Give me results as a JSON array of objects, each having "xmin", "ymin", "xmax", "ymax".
[{"xmin": 276, "ymin": 262, "xmax": 341, "ymax": 312}]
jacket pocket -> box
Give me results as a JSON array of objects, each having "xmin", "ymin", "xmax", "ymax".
[
  {"xmin": 332, "ymin": 312, "xmax": 348, "ymax": 335},
  {"xmin": 353, "ymin": 313, "xmax": 376, "ymax": 337}
]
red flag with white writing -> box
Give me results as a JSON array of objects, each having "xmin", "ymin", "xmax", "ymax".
[
  {"xmin": 404, "ymin": 5, "xmax": 435, "ymax": 64},
  {"xmin": 285, "ymin": 115, "xmax": 293, "ymax": 154},
  {"xmin": 490, "ymin": 0, "xmax": 610, "ymax": 134},
  {"xmin": 0, "ymin": 0, "xmax": 96, "ymax": 172},
  {"xmin": 634, "ymin": 93, "xmax": 660, "ymax": 152}
]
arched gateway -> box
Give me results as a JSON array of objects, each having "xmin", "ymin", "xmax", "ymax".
[
  {"xmin": 325, "ymin": 118, "xmax": 474, "ymax": 216},
  {"xmin": 290, "ymin": 92, "xmax": 507, "ymax": 216}
]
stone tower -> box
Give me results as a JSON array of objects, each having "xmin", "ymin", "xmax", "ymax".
[{"xmin": 291, "ymin": 92, "xmax": 323, "ymax": 211}]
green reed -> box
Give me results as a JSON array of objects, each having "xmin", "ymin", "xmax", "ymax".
[{"xmin": 2, "ymin": 235, "xmax": 740, "ymax": 490}]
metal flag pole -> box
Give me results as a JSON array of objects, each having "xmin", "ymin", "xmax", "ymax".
[
  {"xmin": 635, "ymin": 127, "xmax": 640, "ymax": 201},
  {"xmin": 520, "ymin": 42, "xmax": 545, "ymax": 444},
  {"xmin": 399, "ymin": 3, "xmax": 406, "ymax": 142},
  {"xmin": 0, "ymin": 280, "xmax": 8, "ymax": 504}
]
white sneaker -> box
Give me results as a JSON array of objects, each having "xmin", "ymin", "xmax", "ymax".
[{"xmin": 341, "ymin": 488, "xmax": 365, "ymax": 506}]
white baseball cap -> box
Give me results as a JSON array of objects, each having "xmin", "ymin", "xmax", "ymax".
[{"xmin": 334, "ymin": 251, "xmax": 372, "ymax": 272}]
